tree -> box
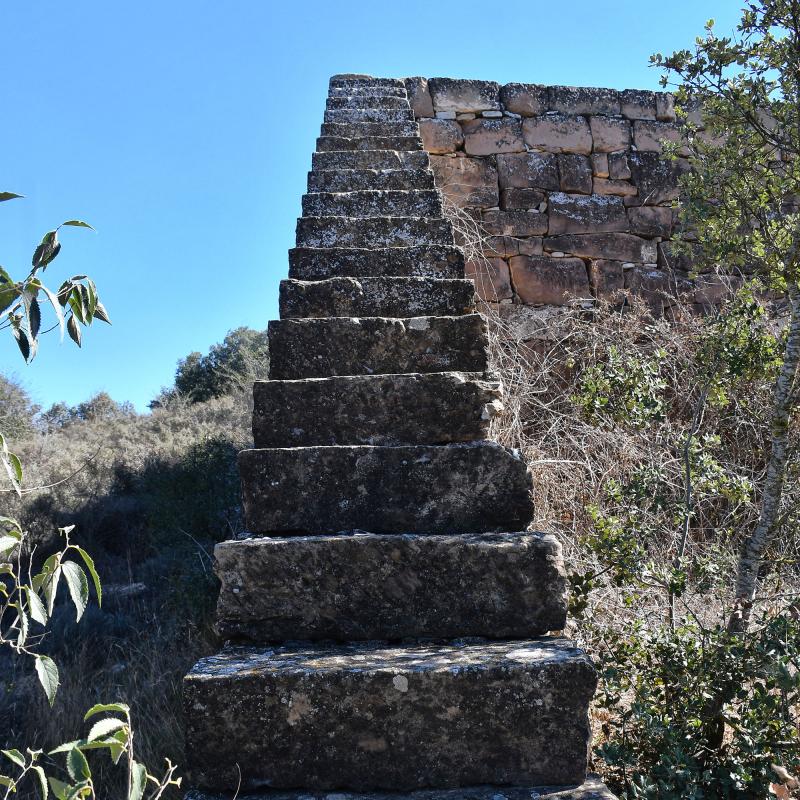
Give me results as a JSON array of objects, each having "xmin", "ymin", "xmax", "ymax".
[
  {"xmin": 654, "ymin": 0, "xmax": 800, "ymax": 632},
  {"xmin": 0, "ymin": 374, "xmax": 39, "ymax": 440}
]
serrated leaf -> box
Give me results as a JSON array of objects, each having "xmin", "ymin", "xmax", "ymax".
[
  {"xmin": 35, "ymin": 282, "xmax": 65, "ymax": 340},
  {"xmin": 32, "ymin": 765, "xmax": 48, "ymax": 799},
  {"xmin": 87, "ymin": 717, "xmax": 126, "ymax": 742},
  {"xmin": 48, "ymin": 741, "xmax": 82, "ymax": 756},
  {"xmin": 60, "ymin": 220, "xmax": 94, "ymax": 231},
  {"xmin": 0, "ymin": 774, "xmax": 17, "ymax": 790},
  {"xmin": 17, "ymin": 601, "xmax": 29, "ymax": 646},
  {"xmin": 84, "ymin": 703, "xmax": 130, "ymax": 721},
  {"xmin": 66, "ymin": 748, "xmax": 90, "ymax": 782},
  {"xmin": 35, "ymin": 655, "xmax": 59, "ymax": 706},
  {"xmin": 24, "ymin": 294, "xmax": 41, "ymax": 339},
  {"xmin": 48, "ymin": 776, "xmax": 69, "ymax": 800},
  {"xmin": 74, "ymin": 548, "xmax": 101, "ymax": 607},
  {"xmin": 93, "ymin": 302, "xmax": 111, "ymax": 324},
  {"xmin": 2, "ymin": 749, "xmax": 25, "ymax": 768},
  {"xmin": 128, "ymin": 760, "xmax": 146, "ymax": 800},
  {"xmin": 61, "ymin": 561, "xmax": 89, "ymax": 621},
  {"xmin": 67, "ymin": 314, "xmax": 82, "ymax": 347},
  {"xmin": 0, "ymin": 192, "xmax": 23, "ymax": 202},
  {"xmin": 27, "ymin": 587, "xmax": 48, "ymax": 625},
  {"xmin": 11, "ymin": 321, "xmax": 31, "ymax": 362}
]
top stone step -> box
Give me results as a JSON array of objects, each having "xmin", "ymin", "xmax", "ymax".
[
  {"xmin": 327, "ymin": 95, "xmax": 411, "ymax": 110},
  {"xmin": 329, "ymin": 76, "xmax": 406, "ymax": 90},
  {"xmin": 329, "ymin": 86, "xmax": 407, "ymax": 98}
]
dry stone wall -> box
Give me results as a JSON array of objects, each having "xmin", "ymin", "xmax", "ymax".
[{"xmin": 404, "ymin": 76, "xmax": 730, "ymax": 336}]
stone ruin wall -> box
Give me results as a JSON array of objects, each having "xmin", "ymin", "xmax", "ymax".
[{"xmin": 402, "ymin": 76, "xmax": 726, "ymax": 340}]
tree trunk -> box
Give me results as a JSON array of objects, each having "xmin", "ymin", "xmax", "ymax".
[{"xmin": 728, "ymin": 282, "xmax": 800, "ymax": 633}]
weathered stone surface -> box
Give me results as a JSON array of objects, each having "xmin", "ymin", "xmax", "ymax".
[
  {"xmin": 482, "ymin": 235, "xmax": 543, "ymax": 259},
  {"xmin": 510, "ymin": 256, "xmax": 590, "ymax": 305},
  {"xmin": 633, "ymin": 120, "xmax": 688, "ymax": 155},
  {"xmin": 591, "ymin": 153, "xmax": 609, "ymax": 178},
  {"xmin": 607, "ymin": 151, "xmax": 631, "ymax": 180},
  {"xmin": 589, "ymin": 117, "xmax": 630, "ymax": 152},
  {"xmin": 316, "ymin": 135, "xmax": 423, "ymax": 152},
  {"xmin": 330, "ymin": 76, "xmax": 405, "ymax": 91},
  {"xmin": 327, "ymin": 95, "xmax": 410, "ymax": 110},
  {"xmin": 497, "ymin": 304, "xmax": 566, "ymax": 341},
  {"xmin": 500, "ymin": 187, "xmax": 546, "ymax": 210},
  {"xmin": 238, "ymin": 442, "xmax": 534, "ymax": 534},
  {"xmin": 301, "ymin": 190, "xmax": 442, "ymax": 218},
  {"xmin": 628, "ymin": 152, "xmax": 690, "ymax": 205},
  {"xmin": 404, "ymin": 76, "xmax": 435, "ymax": 118},
  {"xmin": 620, "ymin": 89, "xmax": 657, "ymax": 120},
  {"xmin": 320, "ymin": 121, "xmax": 420, "ymax": 139},
  {"xmin": 252, "ymin": 372, "xmax": 498, "ymax": 447},
  {"xmin": 307, "ymin": 168, "xmax": 435, "ymax": 193},
  {"xmin": 312, "ymin": 150, "xmax": 429, "ymax": 171},
  {"xmin": 462, "ymin": 118, "xmax": 524, "ymax": 155},
  {"xmin": 481, "ymin": 210, "xmax": 548, "ymax": 237},
  {"xmin": 279, "ymin": 276, "xmax": 474, "ymax": 319},
  {"xmin": 658, "ymin": 240, "xmax": 697, "ymax": 272},
  {"xmin": 500, "ymin": 83, "xmax": 548, "ymax": 116},
  {"xmin": 548, "ymin": 193, "xmax": 627, "ymax": 235},
  {"xmin": 466, "ymin": 257, "xmax": 513, "ymax": 301},
  {"xmin": 593, "ymin": 178, "xmax": 637, "ymax": 197},
  {"xmin": 548, "ymin": 86, "xmax": 620, "ymax": 116},
  {"xmin": 214, "ymin": 531, "xmax": 566, "ymax": 641},
  {"xmin": 324, "ymin": 109, "xmax": 415, "ymax": 124},
  {"xmin": 268, "ymin": 314, "xmax": 488, "ymax": 379},
  {"xmin": 545, "ymin": 233, "xmax": 658, "ymax": 263},
  {"xmin": 295, "ymin": 216, "xmax": 453, "ymax": 248},
  {"xmin": 655, "ymin": 92, "xmax": 677, "ymax": 122},
  {"xmin": 589, "ymin": 260, "xmax": 625, "ymax": 300},
  {"xmin": 329, "ymin": 86, "xmax": 407, "ymax": 98},
  {"xmin": 430, "ymin": 155, "xmax": 499, "ymax": 208},
  {"xmin": 429, "ymin": 78, "xmax": 501, "ymax": 113},
  {"xmin": 419, "ymin": 119, "xmax": 464, "ymax": 154},
  {"xmin": 558, "ymin": 154, "xmax": 593, "ymax": 194},
  {"xmin": 184, "ymin": 638, "xmax": 595, "ymax": 791},
  {"xmin": 497, "ymin": 152, "xmax": 559, "ymax": 190},
  {"xmin": 627, "ymin": 205, "xmax": 675, "ymax": 238},
  {"xmin": 625, "ymin": 267, "xmax": 679, "ymax": 314},
  {"xmin": 185, "ymin": 774, "xmax": 618, "ymax": 800},
  {"xmin": 288, "ymin": 245, "xmax": 465, "ymax": 280},
  {"xmin": 523, "ymin": 114, "xmax": 592, "ymax": 155}
]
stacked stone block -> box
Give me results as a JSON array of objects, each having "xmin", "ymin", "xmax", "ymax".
[{"xmin": 183, "ymin": 75, "xmax": 615, "ymax": 800}]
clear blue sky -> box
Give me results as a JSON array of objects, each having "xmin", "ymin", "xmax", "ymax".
[{"xmin": 0, "ymin": 0, "xmax": 743, "ymax": 412}]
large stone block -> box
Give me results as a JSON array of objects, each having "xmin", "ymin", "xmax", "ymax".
[
  {"xmin": 589, "ymin": 260, "xmax": 625, "ymax": 300},
  {"xmin": 627, "ymin": 205, "xmax": 675, "ymax": 238},
  {"xmin": 589, "ymin": 117, "xmax": 631, "ymax": 152},
  {"xmin": 633, "ymin": 120, "xmax": 689, "ymax": 155},
  {"xmin": 466, "ymin": 257, "xmax": 513, "ymax": 301},
  {"xmin": 288, "ymin": 245, "xmax": 465, "ymax": 280},
  {"xmin": 558, "ymin": 154, "xmax": 593, "ymax": 194},
  {"xmin": 500, "ymin": 83, "xmax": 549, "ymax": 116},
  {"xmin": 301, "ymin": 190, "xmax": 442, "ymax": 218},
  {"xmin": 430, "ymin": 155, "xmax": 499, "ymax": 208},
  {"xmin": 184, "ymin": 638, "xmax": 595, "ymax": 791},
  {"xmin": 462, "ymin": 118, "xmax": 525, "ymax": 155},
  {"xmin": 279, "ymin": 277, "xmax": 475, "ymax": 319},
  {"xmin": 419, "ymin": 119, "xmax": 464, "ymax": 154},
  {"xmin": 295, "ymin": 216, "xmax": 453, "ymax": 248},
  {"xmin": 316, "ymin": 136, "xmax": 423, "ymax": 152},
  {"xmin": 510, "ymin": 256, "xmax": 590, "ymax": 305},
  {"xmin": 307, "ymin": 168, "xmax": 435, "ymax": 193},
  {"xmin": 429, "ymin": 78, "xmax": 501, "ymax": 113},
  {"xmin": 404, "ymin": 76, "xmax": 435, "ymax": 118},
  {"xmin": 312, "ymin": 150, "xmax": 429, "ymax": 171},
  {"xmin": 523, "ymin": 114, "xmax": 592, "ymax": 155},
  {"xmin": 544, "ymin": 233, "xmax": 658, "ymax": 263},
  {"xmin": 320, "ymin": 121, "xmax": 420, "ymax": 139},
  {"xmin": 497, "ymin": 152, "xmax": 559, "ymax": 190},
  {"xmin": 548, "ymin": 193, "xmax": 628, "ymax": 235},
  {"xmin": 500, "ymin": 187, "xmax": 547, "ymax": 210},
  {"xmin": 620, "ymin": 89, "xmax": 657, "ymax": 120},
  {"xmin": 329, "ymin": 76, "xmax": 405, "ymax": 91},
  {"xmin": 481, "ymin": 210, "xmax": 548, "ymax": 237},
  {"xmin": 214, "ymin": 531, "xmax": 567, "ymax": 641},
  {"xmin": 268, "ymin": 314, "xmax": 488, "ymax": 379},
  {"xmin": 628, "ymin": 152, "xmax": 690, "ymax": 205},
  {"xmin": 238, "ymin": 442, "xmax": 534, "ymax": 534},
  {"xmin": 548, "ymin": 85, "xmax": 620, "ymax": 116},
  {"xmin": 252, "ymin": 372, "xmax": 499, "ymax": 447},
  {"xmin": 329, "ymin": 86, "xmax": 408, "ymax": 98},
  {"xmin": 324, "ymin": 109, "xmax": 415, "ymax": 124},
  {"xmin": 327, "ymin": 95, "xmax": 410, "ymax": 110}
]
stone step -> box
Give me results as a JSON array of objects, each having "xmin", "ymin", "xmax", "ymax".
[
  {"xmin": 312, "ymin": 150, "xmax": 429, "ymax": 171},
  {"xmin": 279, "ymin": 276, "xmax": 474, "ymax": 318},
  {"xmin": 308, "ymin": 168, "xmax": 435, "ymax": 193},
  {"xmin": 327, "ymin": 95, "xmax": 411, "ymax": 110},
  {"xmin": 185, "ymin": 775, "xmax": 618, "ymax": 800},
  {"xmin": 268, "ymin": 314, "xmax": 487, "ymax": 379},
  {"xmin": 316, "ymin": 136, "xmax": 424, "ymax": 152},
  {"xmin": 252, "ymin": 371, "xmax": 497, "ymax": 447},
  {"xmin": 330, "ymin": 76, "xmax": 406, "ymax": 90},
  {"xmin": 296, "ymin": 216, "xmax": 453, "ymax": 248},
  {"xmin": 321, "ymin": 121, "xmax": 420, "ymax": 138},
  {"xmin": 184, "ymin": 638, "xmax": 595, "ymax": 792},
  {"xmin": 329, "ymin": 86, "xmax": 408, "ymax": 98},
  {"xmin": 324, "ymin": 109, "xmax": 415, "ymax": 124},
  {"xmin": 289, "ymin": 245, "xmax": 465, "ymax": 279},
  {"xmin": 301, "ymin": 190, "xmax": 442, "ymax": 218},
  {"xmin": 214, "ymin": 531, "xmax": 566, "ymax": 641},
  {"xmin": 238, "ymin": 442, "xmax": 533, "ymax": 534}
]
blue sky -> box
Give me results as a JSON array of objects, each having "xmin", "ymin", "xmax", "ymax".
[{"xmin": 0, "ymin": 0, "xmax": 744, "ymax": 412}]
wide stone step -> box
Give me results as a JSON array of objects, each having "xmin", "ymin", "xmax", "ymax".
[
  {"xmin": 321, "ymin": 121, "xmax": 420, "ymax": 138},
  {"xmin": 330, "ymin": 76, "xmax": 406, "ymax": 90},
  {"xmin": 289, "ymin": 245, "xmax": 465, "ymax": 279},
  {"xmin": 324, "ymin": 109, "xmax": 415, "ymax": 124},
  {"xmin": 238, "ymin": 442, "xmax": 532, "ymax": 534},
  {"xmin": 308, "ymin": 168, "xmax": 435, "ymax": 193},
  {"xmin": 268, "ymin": 314, "xmax": 487, "ymax": 379},
  {"xmin": 296, "ymin": 216, "xmax": 453, "ymax": 248},
  {"xmin": 301, "ymin": 190, "xmax": 442, "ymax": 218},
  {"xmin": 327, "ymin": 95, "xmax": 411, "ymax": 110},
  {"xmin": 279, "ymin": 276, "xmax": 474, "ymax": 318},
  {"xmin": 252, "ymin": 372, "xmax": 497, "ymax": 447},
  {"xmin": 185, "ymin": 775, "xmax": 618, "ymax": 800},
  {"xmin": 329, "ymin": 86, "xmax": 408, "ymax": 98},
  {"xmin": 214, "ymin": 531, "xmax": 566, "ymax": 641},
  {"xmin": 317, "ymin": 136, "xmax": 424, "ymax": 152},
  {"xmin": 312, "ymin": 150, "xmax": 429, "ymax": 171},
  {"xmin": 184, "ymin": 638, "xmax": 595, "ymax": 792}
]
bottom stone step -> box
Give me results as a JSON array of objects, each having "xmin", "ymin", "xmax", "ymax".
[
  {"xmin": 184, "ymin": 638, "xmax": 596, "ymax": 793},
  {"xmin": 185, "ymin": 775, "xmax": 618, "ymax": 800}
]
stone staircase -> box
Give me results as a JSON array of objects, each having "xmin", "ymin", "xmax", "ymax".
[{"xmin": 183, "ymin": 75, "xmax": 615, "ymax": 800}]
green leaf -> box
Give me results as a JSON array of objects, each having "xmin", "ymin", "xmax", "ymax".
[
  {"xmin": 0, "ymin": 267, "xmax": 19, "ymax": 314},
  {"xmin": 75, "ymin": 547, "xmax": 101, "ymax": 607},
  {"xmin": 0, "ymin": 192, "xmax": 23, "ymax": 202},
  {"xmin": 66, "ymin": 314, "xmax": 82, "ymax": 347},
  {"xmin": 48, "ymin": 776, "xmax": 70, "ymax": 800},
  {"xmin": 66, "ymin": 748, "xmax": 90, "ymax": 782},
  {"xmin": 93, "ymin": 302, "xmax": 111, "ymax": 325},
  {"xmin": 60, "ymin": 220, "xmax": 94, "ymax": 231},
  {"xmin": 83, "ymin": 702, "xmax": 130, "ymax": 721},
  {"xmin": 35, "ymin": 655, "xmax": 59, "ymax": 706},
  {"xmin": 11, "ymin": 321, "xmax": 31, "ymax": 362},
  {"xmin": 2, "ymin": 750, "xmax": 25, "ymax": 768},
  {"xmin": 0, "ymin": 536, "xmax": 20, "ymax": 557},
  {"xmin": 24, "ymin": 294, "xmax": 41, "ymax": 339},
  {"xmin": 32, "ymin": 765, "xmax": 48, "ymax": 800},
  {"xmin": 128, "ymin": 760, "xmax": 146, "ymax": 800},
  {"xmin": 87, "ymin": 717, "xmax": 126, "ymax": 742},
  {"xmin": 27, "ymin": 587, "xmax": 49, "ymax": 625},
  {"xmin": 36, "ymin": 282, "xmax": 65, "ymax": 340},
  {"xmin": 48, "ymin": 741, "xmax": 82, "ymax": 756},
  {"xmin": 61, "ymin": 561, "xmax": 89, "ymax": 621},
  {"xmin": 0, "ymin": 774, "xmax": 17, "ymax": 790}
]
